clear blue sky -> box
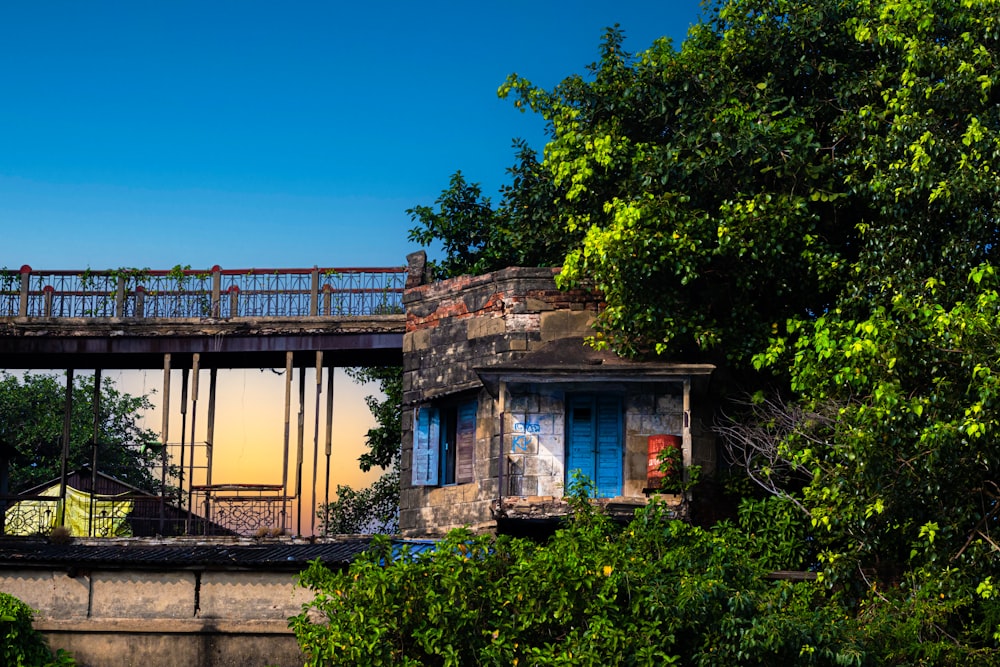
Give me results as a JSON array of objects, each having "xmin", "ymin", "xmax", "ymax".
[{"xmin": 0, "ymin": 1, "xmax": 706, "ymax": 271}]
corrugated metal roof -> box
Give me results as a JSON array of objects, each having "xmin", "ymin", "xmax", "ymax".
[{"xmin": 0, "ymin": 538, "xmax": 374, "ymax": 571}]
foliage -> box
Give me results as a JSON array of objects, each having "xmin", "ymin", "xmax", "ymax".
[
  {"xmin": 294, "ymin": 481, "xmax": 1000, "ymax": 665},
  {"xmin": 407, "ymin": 141, "xmax": 571, "ymax": 279},
  {"xmin": 319, "ymin": 466, "xmax": 399, "ymax": 535},
  {"xmin": 0, "ymin": 592, "xmax": 76, "ymax": 666},
  {"xmin": 398, "ymin": 0, "xmax": 1000, "ymax": 661},
  {"xmin": 0, "ymin": 372, "xmax": 162, "ymax": 494},
  {"xmin": 655, "ymin": 444, "xmax": 701, "ymax": 495},
  {"xmin": 344, "ymin": 367, "xmax": 402, "ymax": 473},
  {"xmin": 295, "ymin": 482, "xmax": 868, "ymax": 666},
  {"xmin": 318, "ymin": 367, "xmax": 401, "ymax": 534},
  {"xmin": 758, "ymin": 265, "xmax": 1000, "ymax": 582}
]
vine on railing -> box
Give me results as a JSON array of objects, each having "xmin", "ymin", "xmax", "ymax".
[{"xmin": 0, "ymin": 265, "xmax": 406, "ymax": 319}]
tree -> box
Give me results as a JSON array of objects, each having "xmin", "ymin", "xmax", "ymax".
[
  {"xmin": 0, "ymin": 372, "xmax": 161, "ymax": 493},
  {"xmin": 407, "ymin": 140, "xmax": 573, "ymax": 279},
  {"xmin": 396, "ymin": 0, "xmax": 1000, "ymax": 657},
  {"xmin": 318, "ymin": 367, "xmax": 402, "ymax": 534}
]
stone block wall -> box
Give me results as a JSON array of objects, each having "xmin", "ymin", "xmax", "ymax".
[{"xmin": 400, "ymin": 261, "xmax": 600, "ymax": 536}]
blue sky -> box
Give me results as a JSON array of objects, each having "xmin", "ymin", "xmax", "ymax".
[{"xmin": 0, "ymin": 1, "xmax": 706, "ymax": 272}]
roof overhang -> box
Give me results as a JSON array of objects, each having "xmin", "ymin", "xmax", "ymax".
[{"xmin": 474, "ymin": 338, "xmax": 714, "ymax": 398}]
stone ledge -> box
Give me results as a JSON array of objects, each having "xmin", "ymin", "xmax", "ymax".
[{"xmin": 35, "ymin": 618, "xmax": 294, "ymax": 635}]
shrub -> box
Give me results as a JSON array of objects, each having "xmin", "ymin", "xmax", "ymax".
[{"xmin": 0, "ymin": 592, "xmax": 75, "ymax": 666}]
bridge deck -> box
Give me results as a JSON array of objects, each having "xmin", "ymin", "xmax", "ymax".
[{"xmin": 0, "ymin": 265, "xmax": 406, "ymax": 369}]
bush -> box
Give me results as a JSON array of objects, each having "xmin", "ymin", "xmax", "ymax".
[
  {"xmin": 0, "ymin": 592, "xmax": 75, "ymax": 666},
  {"xmin": 291, "ymin": 489, "xmax": 868, "ymax": 666}
]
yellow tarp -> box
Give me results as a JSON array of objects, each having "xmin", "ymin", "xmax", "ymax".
[{"xmin": 4, "ymin": 484, "xmax": 133, "ymax": 537}]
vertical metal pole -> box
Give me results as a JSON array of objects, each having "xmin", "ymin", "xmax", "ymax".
[
  {"xmin": 498, "ymin": 380, "xmax": 507, "ymax": 508},
  {"xmin": 282, "ymin": 351, "xmax": 293, "ymax": 534},
  {"xmin": 89, "ymin": 369, "xmax": 102, "ymax": 537},
  {"xmin": 160, "ymin": 354, "xmax": 171, "ymax": 535},
  {"xmin": 205, "ymin": 367, "xmax": 218, "ymax": 529},
  {"xmin": 187, "ymin": 353, "xmax": 200, "ymax": 533},
  {"xmin": 58, "ymin": 369, "xmax": 74, "ymax": 530},
  {"xmin": 324, "ymin": 366, "xmax": 335, "ymax": 532},
  {"xmin": 311, "ymin": 352, "xmax": 323, "ymax": 536},
  {"xmin": 178, "ymin": 368, "xmax": 189, "ymax": 516},
  {"xmin": 296, "ymin": 367, "xmax": 305, "ymax": 536}
]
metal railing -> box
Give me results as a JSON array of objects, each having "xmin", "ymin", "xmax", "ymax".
[
  {"xmin": 191, "ymin": 484, "xmax": 290, "ymax": 537},
  {"xmin": 0, "ymin": 265, "xmax": 407, "ymax": 319}
]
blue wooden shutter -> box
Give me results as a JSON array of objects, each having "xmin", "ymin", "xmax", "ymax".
[
  {"xmin": 566, "ymin": 395, "xmax": 622, "ymax": 498},
  {"xmin": 567, "ymin": 397, "xmax": 596, "ymax": 484},
  {"xmin": 411, "ymin": 407, "xmax": 440, "ymax": 486},
  {"xmin": 455, "ymin": 401, "xmax": 477, "ymax": 484},
  {"xmin": 594, "ymin": 397, "xmax": 623, "ymax": 498}
]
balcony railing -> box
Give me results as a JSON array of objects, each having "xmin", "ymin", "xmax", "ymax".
[{"xmin": 0, "ymin": 265, "xmax": 406, "ymax": 319}]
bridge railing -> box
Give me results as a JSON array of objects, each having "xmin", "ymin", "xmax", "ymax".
[{"xmin": 0, "ymin": 265, "xmax": 406, "ymax": 319}]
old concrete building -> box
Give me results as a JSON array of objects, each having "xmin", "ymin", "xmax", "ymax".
[{"xmin": 400, "ymin": 252, "xmax": 715, "ymax": 536}]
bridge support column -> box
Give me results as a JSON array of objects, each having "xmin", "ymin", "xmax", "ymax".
[
  {"xmin": 88, "ymin": 369, "xmax": 102, "ymax": 537},
  {"xmin": 324, "ymin": 364, "xmax": 335, "ymax": 532},
  {"xmin": 311, "ymin": 352, "xmax": 322, "ymax": 536},
  {"xmin": 160, "ymin": 354, "xmax": 171, "ymax": 535},
  {"xmin": 282, "ymin": 352, "xmax": 292, "ymax": 534},
  {"xmin": 295, "ymin": 366, "xmax": 305, "ymax": 536},
  {"xmin": 58, "ymin": 369, "xmax": 74, "ymax": 528}
]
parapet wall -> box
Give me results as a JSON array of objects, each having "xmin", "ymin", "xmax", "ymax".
[
  {"xmin": 2, "ymin": 567, "xmax": 310, "ymax": 667},
  {"xmin": 402, "ymin": 266, "xmax": 600, "ymax": 405}
]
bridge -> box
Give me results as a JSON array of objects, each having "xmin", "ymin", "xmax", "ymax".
[
  {"xmin": 0, "ymin": 264, "xmax": 410, "ymax": 539},
  {"xmin": 0, "ymin": 264, "xmax": 407, "ymax": 369}
]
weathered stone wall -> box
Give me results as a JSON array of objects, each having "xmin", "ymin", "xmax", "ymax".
[
  {"xmin": 1, "ymin": 567, "xmax": 310, "ymax": 667},
  {"xmin": 503, "ymin": 384, "xmax": 688, "ymax": 500},
  {"xmin": 400, "ymin": 264, "xmax": 600, "ymax": 536},
  {"xmin": 401, "ymin": 266, "xmax": 600, "ymax": 405}
]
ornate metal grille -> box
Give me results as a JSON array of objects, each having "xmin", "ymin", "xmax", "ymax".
[
  {"xmin": 0, "ymin": 496, "xmax": 59, "ymax": 536},
  {"xmin": 191, "ymin": 485, "xmax": 289, "ymax": 537}
]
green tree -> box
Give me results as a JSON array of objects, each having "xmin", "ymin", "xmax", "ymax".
[
  {"xmin": 407, "ymin": 140, "xmax": 571, "ymax": 279},
  {"xmin": 318, "ymin": 367, "xmax": 401, "ymax": 534},
  {"xmin": 0, "ymin": 372, "xmax": 161, "ymax": 493},
  {"xmin": 397, "ymin": 0, "xmax": 1000, "ymax": 658}
]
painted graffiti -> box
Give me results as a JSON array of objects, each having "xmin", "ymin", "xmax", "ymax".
[{"xmin": 513, "ymin": 421, "xmax": 541, "ymax": 434}]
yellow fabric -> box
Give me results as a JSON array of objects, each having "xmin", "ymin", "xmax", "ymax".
[{"xmin": 4, "ymin": 483, "xmax": 133, "ymax": 537}]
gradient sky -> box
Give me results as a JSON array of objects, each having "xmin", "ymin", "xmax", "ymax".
[{"xmin": 0, "ymin": 2, "xmax": 707, "ymax": 532}]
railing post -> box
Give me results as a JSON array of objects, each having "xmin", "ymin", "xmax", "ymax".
[
  {"xmin": 322, "ymin": 284, "xmax": 332, "ymax": 316},
  {"xmin": 135, "ymin": 286, "xmax": 146, "ymax": 318},
  {"xmin": 115, "ymin": 274, "xmax": 126, "ymax": 317},
  {"xmin": 211, "ymin": 266, "xmax": 222, "ymax": 318},
  {"xmin": 228, "ymin": 285, "xmax": 240, "ymax": 318},
  {"xmin": 43, "ymin": 286, "xmax": 54, "ymax": 317},
  {"xmin": 309, "ymin": 267, "xmax": 320, "ymax": 316},
  {"xmin": 18, "ymin": 265, "xmax": 31, "ymax": 317}
]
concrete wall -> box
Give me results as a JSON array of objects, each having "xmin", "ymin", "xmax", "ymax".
[{"xmin": 1, "ymin": 568, "xmax": 311, "ymax": 667}]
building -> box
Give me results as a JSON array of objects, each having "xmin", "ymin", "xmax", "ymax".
[{"xmin": 399, "ymin": 252, "xmax": 715, "ymax": 536}]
